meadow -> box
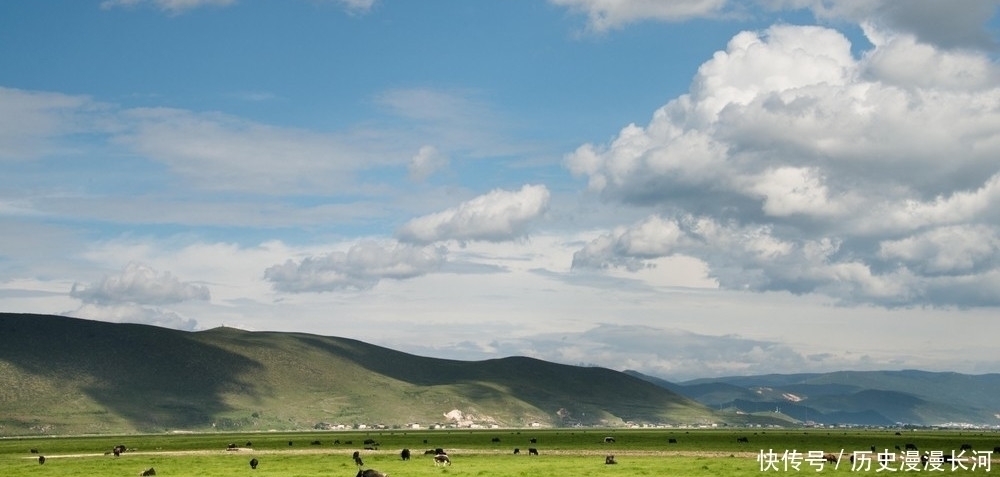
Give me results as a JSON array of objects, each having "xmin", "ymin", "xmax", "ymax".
[{"xmin": 2, "ymin": 428, "xmax": 997, "ymax": 477}]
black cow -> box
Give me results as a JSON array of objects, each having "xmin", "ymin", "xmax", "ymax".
[
  {"xmin": 246, "ymin": 441, "xmax": 253, "ymax": 447},
  {"xmin": 905, "ymin": 443, "xmax": 917, "ymax": 451},
  {"xmin": 491, "ymin": 437, "xmax": 501, "ymax": 443},
  {"xmin": 513, "ymin": 448, "xmax": 520, "ymax": 454},
  {"xmin": 960, "ymin": 444, "xmax": 973, "ymax": 451},
  {"xmin": 30, "ymin": 448, "xmax": 39, "ymax": 454},
  {"xmin": 311, "ymin": 440, "xmax": 322, "ymax": 445},
  {"xmin": 364, "ymin": 438, "xmax": 377, "ymax": 445},
  {"xmin": 737, "ymin": 437, "xmax": 750, "ymax": 443},
  {"xmin": 113, "ymin": 444, "xmax": 127, "ymax": 456},
  {"xmin": 605, "ymin": 455, "xmax": 617, "ymax": 465},
  {"xmin": 288, "ymin": 441, "xmax": 293, "ymax": 446},
  {"xmin": 140, "ymin": 468, "xmax": 156, "ymax": 476},
  {"xmin": 353, "ymin": 451, "xmax": 364, "ymax": 467},
  {"xmin": 668, "ymin": 438, "xmax": 678, "ymax": 444},
  {"xmin": 227, "ymin": 443, "xmax": 238, "ymax": 450},
  {"xmin": 528, "ymin": 448, "xmax": 539, "ymax": 455},
  {"xmin": 38, "ymin": 456, "xmax": 45, "ymax": 465},
  {"xmin": 249, "ymin": 458, "xmax": 259, "ymax": 469},
  {"xmin": 401, "ymin": 448, "xmax": 411, "ymax": 460},
  {"xmin": 356, "ymin": 470, "xmax": 387, "ymax": 477},
  {"xmin": 994, "ymin": 446, "xmax": 1000, "ymax": 454},
  {"xmin": 435, "ymin": 447, "xmax": 445, "ymax": 455},
  {"xmin": 529, "ymin": 438, "xmax": 537, "ymax": 444},
  {"xmin": 604, "ymin": 436, "xmax": 615, "ymax": 443}
]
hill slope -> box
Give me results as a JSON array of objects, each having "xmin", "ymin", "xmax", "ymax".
[{"xmin": 0, "ymin": 313, "xmax": 717, "ymax": 435}]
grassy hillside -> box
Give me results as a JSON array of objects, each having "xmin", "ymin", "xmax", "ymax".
[{"xmin": 0, "ymin": 313, "xmax": 717, "ymax": 436}]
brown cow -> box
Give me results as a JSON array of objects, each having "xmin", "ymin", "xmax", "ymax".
[{"xmin": 605, "ymin": 455, "xmax": 617, "ymax": 464}]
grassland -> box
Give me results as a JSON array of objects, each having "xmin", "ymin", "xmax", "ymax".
[{"xmin": 2, "ymin": 428, "xmax": 998, "ymax": 477}]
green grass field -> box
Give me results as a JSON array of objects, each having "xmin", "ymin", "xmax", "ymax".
[{"xmin": 2, "ymin": 429, "xmax": 997, "ymax": 476}]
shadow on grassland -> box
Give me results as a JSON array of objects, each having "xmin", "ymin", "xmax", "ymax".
[{"xmin": 0, "ymin": 313, "xmax": 263, "ymax": 432}]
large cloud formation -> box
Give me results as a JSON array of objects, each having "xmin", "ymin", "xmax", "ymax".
[{"xmin": 566, "ymin": 24, "xmax": 1000, "ymax": 307}]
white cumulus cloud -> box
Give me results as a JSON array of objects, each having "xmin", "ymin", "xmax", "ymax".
[
  {"xmin": 264, "ymin": 241, "xmax": 446, "ymax": 292},
  {"xmin": 396, "ymin": 184, "xmax": 551, "ymax": 244},
  {"xmin": 565, "ymin": 23, "xmax": 1000, "ymax": 307}
]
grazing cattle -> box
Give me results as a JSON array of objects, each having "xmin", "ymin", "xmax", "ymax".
[
  {"xmin": 114, "ymin": 444, "xmax": 127, "ymax": 456},
  {"xmin": 895, "ymin": 445, "xmax": 901, "ymax": 451},
  {"xmin": 140, "ymin": 468, "xmax": 156, "ymax": 476},
  {"xmin": 604, "ymin": 436, "xmax": 615, "ymax": 443},
  {"xmin": 905, "ymin": 443, "xmax": 917, "ymax": 451},
  {"xmin": 38, "ymin": 456, "xmax": 45, "ymax": 465},
  {"xmin": 823, "ymin": 453, "xmax": 839, "ymax": 463},
  {"xmin": 529, "ymin": 438, "xmax": 537, "ymax": 444},
  {"xmin": 513, "ymin": 448, "xmax": 520, "ymax": 454},
  {"xmin": 736, "ymin": 437, "xmax": 749, "ymax": 443},
  {"xmin": 434, "ymin": 448, "xmax": 445, "ymax": 455},
  {"xmin": 528, "ymin": 448, "xmax": 539, "ymax": 456},
  {"xmin": 246, "ymin": 441, "xmax": 253, "ymax": 447},
  {"xmin": 334, "ymin": 439, "xmax": 341, "ymax": 445},
  {"xmin": 423, "ymin": 449, "xmax": 436, "ymax": 455},
  {"xmin": 364, "ymin": 438, "xmax": 377, "ymax": 445},
  {"xmin": 249, "ymin": 458, "xmax": 259, "ymax": 469},
  {"xmin": 288, "ymin": 441, "xmax": 293, "ymax": 446},
  {"xmin": 960, "ymin": 444, "xmax": 973, "ymax": 451},
  {"xmin": 356, "ymin": 470, "xmax": 388, "ymax": 477},
  {"xmin": 401, "ymin": 448, "xmax": 411, "ymax": 460},
  {"xmin": 492, "ymin": 437, "xmax": 501, "ymax": 443},
  {"xmin": 353, "ymin": 451, "xmax": 364, "ymax": 467},
  {"xmin": 668, "ymin": 438, "xmax": 678, "ymax": 444},
  {"xmin": 870, "ymin": 445, "xmax": 877, "ymax": 453},
  {"xmin": 434, "ymin": 454, "xmax": 452, "ymax": 466},
  {"xmin": 311, "ymin": 440, "xmax": 322, "ymax": 445},
  {"xmin": 994, "ymin": 446, "xmax": 1000, "ymax": 454},
  {"xmin": 30, "ymin": 448, "xmax": 39, "ymax": 454},
  {"xmin": 227, "ymin": 443, "xmax": 238, "ymax": 450},
  {"xmin": 605, "ymin": 455, "xmax": 617, "ymax": 465}
]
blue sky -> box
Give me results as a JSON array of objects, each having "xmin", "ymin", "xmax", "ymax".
[{"xmin": 2, "ymin": 0, "xmax": 1000, "ymax": 382}]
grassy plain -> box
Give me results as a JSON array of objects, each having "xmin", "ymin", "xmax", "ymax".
[{"xmin": 2, "ymin": 428, "xmax": 998, "ymax": 477}]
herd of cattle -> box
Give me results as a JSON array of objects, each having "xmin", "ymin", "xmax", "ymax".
[{"xmin": 24, "ymin": 436, "xmax": 1000, "ymax": 475}]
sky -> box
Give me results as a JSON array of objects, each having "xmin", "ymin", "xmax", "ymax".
[{"xmin": 2, "ymin": 0, "xmax": 1000, "ymax": 382}]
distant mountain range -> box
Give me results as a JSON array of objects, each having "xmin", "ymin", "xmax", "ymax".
[
  {"xmin": 626, "ymin": 369, "xmax": 1000, "ymax": 427},
  {"xmin": 2, "ymin": 313, "xmax": 996, "ymax": 436}
]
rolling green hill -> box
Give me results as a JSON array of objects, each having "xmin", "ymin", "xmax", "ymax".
[{"xmin": 0, "ymin": 313, "xmax": 717, "ymax": 436}]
